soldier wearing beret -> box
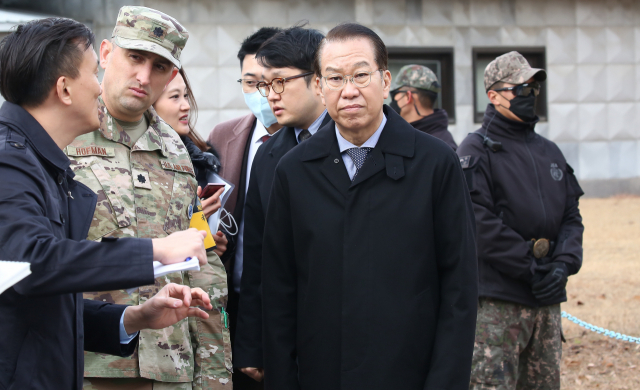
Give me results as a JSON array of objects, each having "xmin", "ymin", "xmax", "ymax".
[
  {"xmin": 65, "ymin": 6, "xmax": 231, "ymax": 390},
  {"xmin": 389, "ymin": 64, "xmax": 457, "ymax": 150},
  {"xmin": 457, "ymin": 51, "xmax": 584, "ymax": 390}
]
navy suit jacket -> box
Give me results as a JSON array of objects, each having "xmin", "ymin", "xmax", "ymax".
[{"xmin": 0, "ymin": 102, "xmax": 153, "ymax": 390}]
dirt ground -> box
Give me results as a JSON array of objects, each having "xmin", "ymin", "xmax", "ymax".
[{"xmin": 560, "ymin": 196, "xmax": 640, "ymax": 389}]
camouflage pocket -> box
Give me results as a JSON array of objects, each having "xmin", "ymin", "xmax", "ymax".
[
  {"xmin": 74, "ymin": 162, "xmax": 132, "ymax": 240},
  {"xmin": 163, "ymin": 173, "xmax": 196, "ymax": 235}
]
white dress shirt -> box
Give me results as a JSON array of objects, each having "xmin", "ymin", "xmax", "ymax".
[{"xmin": 233, "ymin": 119, "xmax": 272, "ymax": 293}]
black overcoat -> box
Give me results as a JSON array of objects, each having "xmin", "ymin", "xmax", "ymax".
[
  {"xmin": 0, "ymin": 102, "xmax": 154, "ymax": 390},
  {"xmin": 262, "ymin": 106, "xmax": 478, "ymax": 390}
]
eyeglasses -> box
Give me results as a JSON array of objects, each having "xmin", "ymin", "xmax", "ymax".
[
  {"xmin": 256, "ymin": 71, "xmax": 314, "ymax": 97},
  {"xmin": 492, "ymin": 82, "xmax": 541, "ymax": 97},
  {"xmin": 322, "ymin": 70, "xmax": 383, "ymax": 91},
  {"xmin": 237, "ymin": 78, "xmax": 260, "ymax": 93}
]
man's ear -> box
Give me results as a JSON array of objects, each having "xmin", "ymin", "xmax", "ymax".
[
  {"xmin": 382, "ymin": 70, "xmax": 391, "ymax": 100},
  {"xmin": 406, "ymin": 91, "xmax": 414, "ymax": 104},
  {"xmin": 56, "ymin": 76, "xmax": 72, "ymax": 106},
  {"xmin": 316, "ymin": 77, "xmax": 326, "ymax": 106},
  {"xmin": 166, "ymin": 67, "xmax": 179, "ymax": 86},
  {"xmin": 487, "ymin": 90, "xmax": 503, "ymax": 106},
  {"xmin": 99, "ymin": 39, "xmax": 113, "ymax": 70}
]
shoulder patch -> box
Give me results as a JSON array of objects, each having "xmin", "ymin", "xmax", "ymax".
[
  {"xmin": 66, "ymin": 145, "xmax": 115, "ymax": 157},
  {"xmin": 459, "ymin": 155, "xmax": 472, "ymax": 169},
  {"xmin": 160, "ymin": 160, "xmax": 195, "ymax": 175}
]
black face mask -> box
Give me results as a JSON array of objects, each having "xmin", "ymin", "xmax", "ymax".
[
  {"xmin": 507, "ymin": 93, "xmax": 537, "ymax": 122},
  {"xmin": 389, "ymin": 98, "xmax": 402, "ymax": 114}
]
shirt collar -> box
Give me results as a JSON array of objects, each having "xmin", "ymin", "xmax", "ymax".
[
  {"xmin": 336, "ymin": 113, "xmax": 387, "ymax": 153},
  {"xmin": 252, "ymin": 119, "xmax": 269, "ymax": 144},
  {"xmin": 97, "ymin": 97, "xmax": 167, "ymax": 156},
  {"xmin": 295, "ymin": 109, "xmax": 328, "ymax": 143}
]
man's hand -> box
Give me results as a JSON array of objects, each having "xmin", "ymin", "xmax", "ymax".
[
  {"xmin": 240, "ymin": 367, "xmax": 264, "ymax": 382},
  {"xmin": 197, "ymin": 186, "xmax": 224, "ymax": 219},
  {"xmin": 213, "ymin": 231, "xmax": 228, "ymax": 257},
  {"xmin": 152, "ymin": 228, "xmax": 208, "ymax": 266},
  {"xmin": 123, "ymin": 283, "xmax": 213, "ymax": 334},
  {"xmin": 532, "ymin": 262, "xmax": 568, "ymax": 302}
]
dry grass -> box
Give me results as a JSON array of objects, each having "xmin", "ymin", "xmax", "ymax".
[{"xmin": 560, "ymin": 196, "xmax": 640, "ymax": 389}]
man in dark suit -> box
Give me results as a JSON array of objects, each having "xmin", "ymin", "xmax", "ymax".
[
  {"xmin": 234, "ymin": 25, "xmax": 330, "ymax": 383},
  {"xmin": 261, "ymin": 23, "xmax": 478, "ymax": 390},
  {"xmin": 0, "ymin": 17, "xmax": 212, "ymax": 390},
  {"xmin": 207, "ymin": 27, "xmax": 282, "ymax": 390}
]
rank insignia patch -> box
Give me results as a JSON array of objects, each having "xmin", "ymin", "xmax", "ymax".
[
  {"xmin": 133, "ymin": 169, "xmax": 152, "ymax": 189},
  {"xmin": 460, "ymin": 155, "xmax": 471, "ymax": 169}
]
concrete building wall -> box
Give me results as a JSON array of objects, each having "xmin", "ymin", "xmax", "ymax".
[{"xmin": 4, "ymin": 0, "xmax": 640, "ymax": 191}]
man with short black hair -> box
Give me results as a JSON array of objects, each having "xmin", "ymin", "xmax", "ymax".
[
  {"xmin": 234, "ymin": 25, "xmax": 330, "ymax": 384},
  {"xmin": 458, "ymin": 51, "xmax": 584, "ymax": 390},
  {"xmin": 389, "ymin": 64, "xmax": 457, "ymax": 150},
  {"xmin": 207, "ymin": 26, "xmax": 282, "ymax": 390},
  {"xmin": 0, "ymin": 17, "xmax": 212, "ymax": 390},
  {"xmin": 262, "ymin": 23, "xmax": 477, "ymax": 390}
]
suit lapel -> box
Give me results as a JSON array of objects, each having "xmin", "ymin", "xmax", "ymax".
[
  {"xmin": 232, "ymin": 119, "xmax": 258, "ymax": 220},
  {"xmin": 302, "ymin": 120, "xmax": 351, "ymax": 197},
  {"xmin": 320, "ymin": 152, "xmax": 351, "ymax": 198},
  {"xmin": 350, "ymin": 106, "xmax": 415, "ymax": 187},
  {"xmin": 349, "ymin": 148, "xmax": 385, "ymax": 187},
  {"xmin": 267, "ymin": 127, "xmax": 297, "ymax": 159}
]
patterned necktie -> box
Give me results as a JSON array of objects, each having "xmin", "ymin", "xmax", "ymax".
[
  {"xmin": 259, "ymin": 134, "xmax": 271, "ymax": 144},
  {"xmin": 298, "ymin": 129, "xmax": 311, "ymax": 143},
  {"xmin": 346, "ymin": 147, "xmax": 373, "ymax": 180}
]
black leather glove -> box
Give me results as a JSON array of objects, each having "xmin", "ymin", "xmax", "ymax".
[{"xmin": 532, "ymin": 262, "xmax": 568, "ymax": 302}]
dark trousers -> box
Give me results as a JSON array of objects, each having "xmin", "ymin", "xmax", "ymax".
[{"xmin": 228, "ymin": 289, "xmax": 264, "ymax": 390}]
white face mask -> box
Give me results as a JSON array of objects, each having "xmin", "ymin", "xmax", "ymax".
[{"xmin": 243, "ymin": 91, "xmax": 278, "ymax": 128}]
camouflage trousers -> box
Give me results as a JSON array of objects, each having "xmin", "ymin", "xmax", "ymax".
[
  {"xmin": 469, "ymin": 297, "xmax": 562, "ymax": 390},
  {"xmin": 83, "ymin": 378, "xmax": 192, "ymax": 390}
]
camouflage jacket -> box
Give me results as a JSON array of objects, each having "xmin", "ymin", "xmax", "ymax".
[{"xmin": 65, "ymin": 98, "xmax": 231, "ymax": 388}]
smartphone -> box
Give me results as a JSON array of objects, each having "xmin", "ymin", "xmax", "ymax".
[{"xmin": 201, "ymin": 183, "xmax": 225, "ymax": 199}]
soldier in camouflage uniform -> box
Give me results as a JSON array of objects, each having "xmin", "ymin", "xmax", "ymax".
[
  {"xmin": 457, "ymin": 52, "xmax": 584, "ymax": 390},
  {"xmin": 65, "ymin": 6, "xmax": 231, "ymax": 390},
  {"xmin": 389, "ymin": 64, "xmax": 457, "ymax": 150}
]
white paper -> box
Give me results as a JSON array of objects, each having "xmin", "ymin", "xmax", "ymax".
[
  {"xmin": 0, "ymin": 260, "xmax": 31, "ymax": 295},
  {"xmin": 153, "ymin": 257, "xmax": 201, "ymax": 278},
  {"xmin": 126, "ymin": 257, "xmax": 200, "ymax": 294}
]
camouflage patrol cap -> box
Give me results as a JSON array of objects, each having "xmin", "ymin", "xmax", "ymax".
[
  {"xmin": 484, "ymin": 51, "xmax": 546, "ymax": 91},
  {"xmin": 391, "ymin": 64, "xmax": 441, "ymax": 93},
  {"xmin": 111, "ymin": 6, "xmax": 189, "ymax": 69}
]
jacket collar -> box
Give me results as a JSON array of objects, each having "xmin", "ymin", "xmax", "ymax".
[
  {"xmin": 97, "ymin": 97, "xmax": 168, "ymax": 157},
  {"xmin": 482, "ymin": 104, "xmax": 539, "ymax": 140},
  {"xmin": 301, "ymin": 105, "xmax": 415, "ymax": 193},
  {"xmin": 0, "ymin": 101, "xmax": 71, "ymax": 172},
  {"xmin": 410, "ymin": 108, "xmax": 449, "ymax": 135},
  {"xmin": 302, "ymin": 104, "xmax": 415, "ymax": 162}
]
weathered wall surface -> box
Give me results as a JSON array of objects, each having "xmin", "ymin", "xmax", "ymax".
[{"xmin": 4, "ymin": 0, "xmax": 640, "ymax": 189}]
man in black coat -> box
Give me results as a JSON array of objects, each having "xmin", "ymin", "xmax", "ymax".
[
  {"xmin": 261, "ymin": 23, "xmax": 478, "ymax": 390},
  {"xmin": 0, "ymin": 18, "xmax": 212, "ymax": 390},
  {"xmin": 457, "ymin": 51, "xmax": 584, "ymax": 389},
  {"xmin": 234, "ymin": 25, "xmax": 330, "ymax": 383}
]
